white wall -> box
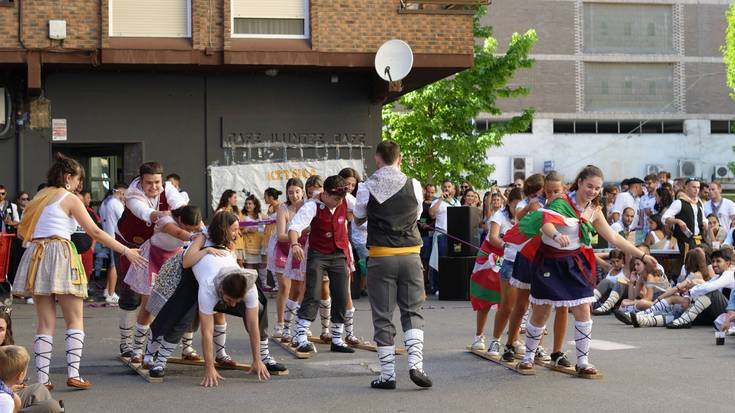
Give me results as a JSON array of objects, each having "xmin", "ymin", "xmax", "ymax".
[{"xmin": 487, "ymin": 119, "xmax": 735, "ymax": 185}]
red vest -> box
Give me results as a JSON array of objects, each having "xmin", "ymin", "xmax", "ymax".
[
  {"xmin": 308, "ymin": 198, "xmax": 349, "ymax": 256},
  {"xmin": 117, "ymin": 189, "xmax": 169, "ymax": 247}
]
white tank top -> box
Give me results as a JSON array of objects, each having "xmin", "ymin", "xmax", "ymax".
[{"xmin": 32, "ymin": 192, "xmax": 78, "ymax": 240}]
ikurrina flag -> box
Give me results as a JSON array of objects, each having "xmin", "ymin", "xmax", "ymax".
[{"xmin": 469, "ymin": 240, "xmax": 503, "ymax": 311}]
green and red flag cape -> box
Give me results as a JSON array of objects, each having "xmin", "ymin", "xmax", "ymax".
[{"xmin": 469, "ymin": 240, "xmax": 504, "ymax": 310}]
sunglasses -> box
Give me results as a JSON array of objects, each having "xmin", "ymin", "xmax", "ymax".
[
  {"xmin": 0, "ymin": 192, "xmax": 6, "ymax": 196},
  {"xmin": 20, "ymin": 197, "xmax": 29, "ymax": 201},
  {"xmin": 461, "ymin": 185, "xmax": 469, "ymax": 189}
]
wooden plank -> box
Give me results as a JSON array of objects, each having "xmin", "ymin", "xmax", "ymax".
[
  {"xmin": 535, "ymin": 359, "xmax": 603, "ymax": 379},
  {"xmin": 308, "ymin": 336, "xmax": 405, "ymax": 354},
  {"xmin": 118, "ymin": 356, "xmax": 163, "ymax": 383},
  {"xmin": 466, "ymin": 348, "xmax": 535, "ymax": 376},
  {"xmin": 273, "ymin": 337, "xmax": 313, "ymax": 359},
  {"xmin": 167, "ymin": 357, "xmax": 289, "ymax": 376}
]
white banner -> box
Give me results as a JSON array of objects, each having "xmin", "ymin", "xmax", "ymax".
[{"xmin": 208, "ymin": 159, "xmax": 365, "ymax": 210}]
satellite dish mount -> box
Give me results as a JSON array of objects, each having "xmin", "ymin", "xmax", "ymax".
[{"xmin": 375, "ymin": 39, "xmax": 414, "ymax": 93}]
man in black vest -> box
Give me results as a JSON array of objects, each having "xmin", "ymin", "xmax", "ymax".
[
  {"xmin": 663, "ymin": 178, "xmax": 706, "ymax": 258},
  {"xmin": 353, "ymin": 140, "xmax": 432, "ymax": 390}
]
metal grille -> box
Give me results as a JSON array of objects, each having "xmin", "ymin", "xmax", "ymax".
[
  {"xmin": 583, "ymin": 3, "xmax": 674, "ymax": 55},
  {"xmin": 584, "ymin": 63, "xmax": 675, "ymax": 113}
]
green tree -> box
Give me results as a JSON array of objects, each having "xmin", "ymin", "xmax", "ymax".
[
  {"xmin": 724, "ymin": 4, "xmax": 735, "ymax": 173},
  {"xmin": 382, "ymin": 8, "xmax": 537, "ymax": 187}
]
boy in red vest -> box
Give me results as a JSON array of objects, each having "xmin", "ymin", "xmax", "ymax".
[{"xmin": 288, "ymin": 175, "xmax": 355, "ymax": 354}]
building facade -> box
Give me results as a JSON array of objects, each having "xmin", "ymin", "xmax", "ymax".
[
  {"xmin": 482, "ymin": 0, "xmax": 735, "ymax": 184},
  {"xmin": 0, "ymin": 0, "xmax": 476, "ymax": 209}
]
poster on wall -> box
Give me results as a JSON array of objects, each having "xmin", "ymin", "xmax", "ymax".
[{"xmin": 208, "ymin": 159, "xmax": 365, "ymax": 211}]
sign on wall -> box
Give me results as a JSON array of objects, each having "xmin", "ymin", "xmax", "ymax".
[
  {"xmin": 209, "ymin": 159, "xmax": 365, "ymax": 211},
  {"xmin": 51, "ymin": 119, "xmax": 67, "ymax": 141}
]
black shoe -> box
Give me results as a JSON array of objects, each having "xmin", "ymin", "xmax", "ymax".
[
  {"xmin": 631, "ymin": 312, "xmax": 640, "ymax": 328},
  {"xmin": 149, "ymin": 366, "xmax": 165, "ymax": 378},
  {"xmin": 501, "ymin": 345, "xmax": 516, "ymax": 362},
  {"xmin": 550, "ymin": 352, "xmax": 572, "ymax": 368},
  {"xmin": 296, "ymin": 342, "xmax": 316, "ymax": 353},
  {"xmin": 666, "ymin": 322, "xmax": 691, "ymax": 329},
  {"xmin": 613, "ymin": 309, "xmax": 632, "ymax": 325},
  {"xmin": 592, "ymin": 306, "xmax": 612, "ymax": 316},
  {"xmin": 371, "ymin": 378, "xmax": 396, "ymax": 389},
  {"xmin": 120, "ymin": 349, "xmax": 134, "ymax": 358},
  {"xmin": 331, "ymin": 343, "xmax": 356, "ymax": 353},
  {"xmin": 265, "ymin": 360, "xmax": 288, "ymax": 373},
  {"xmin": 409, "ymin": 369, "xmax": 433, "ymax": 388},
  {"xmin": 360, "ymin": 290, "xmax": 368, "ymax": 297}
]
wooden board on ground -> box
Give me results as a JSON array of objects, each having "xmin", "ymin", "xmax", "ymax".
[
  {"xmin": 273, "ymin": 337, "xmax": 313, "ymax": 359},
  {"xmin": 466, "ymin": 348, "xmax": 535, "ymax": 376},
  {"xmin": 535, "ymin": 359, "xmax": 603, "ymax": 379},
  {"xmin": 307, "ymin": 336, "xmax": 405, "ymax": 354},
  {"xmin": 167, "ymin": 357, "xmax": 289, "ymax": 376},
  {"xmin": 118, "ymin": 356, "xmax": 162, "ymax": 383}
]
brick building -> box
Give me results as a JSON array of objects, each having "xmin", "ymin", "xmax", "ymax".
[
  {"xmin": 0, "ymin": 0, "xmax": 476, "ymax": 209},
  {"xmin": 481, "ymin": 0, "xmax": 735, "ymax": 184}
]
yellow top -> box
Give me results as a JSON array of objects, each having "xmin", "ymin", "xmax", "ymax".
[{"xmin": 368, "ymin": 245, "xmax": 421, "ymax": 257}]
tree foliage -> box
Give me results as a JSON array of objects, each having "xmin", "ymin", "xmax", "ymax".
[
  {"xmin": 382, "ymin": 8, "xmax": 537, "ymax": 187},
  {"xmin": 723, "ymin": 4, "xmax": 735, "ymax": 173}
]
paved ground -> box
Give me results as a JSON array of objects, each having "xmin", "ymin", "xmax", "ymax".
[{"xmin": 8, "ymin": 296, "xmax": 734, "ymax": 413}]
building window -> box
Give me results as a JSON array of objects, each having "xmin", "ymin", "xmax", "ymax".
[
  {"xmin": 601, "ymin": 81, "xmax": 609, "ymax": 95},
  {"xmin": 585, "ymin": 63, "xmax": 675, "ymax": 113},
  {"xmin": 553, "ymin": 120, "xmax": 683, "ymax": 135},
  {"xmin": 584, "ymin": 3, "xmax": 673, "ymax": 54},
  {"xmin": 232, "ymin": 0, "xmax": 308, "ymax": 38},
  {"xmin": 109, "ymin": 0, "xmax": 191, "ymax": 38},
  {"xmin": 711, "ymin": 120, "xmax": 734, "ymax": 134}
]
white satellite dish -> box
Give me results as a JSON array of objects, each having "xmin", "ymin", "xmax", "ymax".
[{"xmin": 375, "ymin": 39, "xmax": 414, "ymax": 83}]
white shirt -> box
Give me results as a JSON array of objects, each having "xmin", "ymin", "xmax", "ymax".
[
  {"xmin": 490, "ymin": 209, "xmax": 513, "ymax": 236},
  {"xmin": 99, "ymin": 196, "xmax": 124, "ymax": 237},
  {"xmin": 704, "ymin": 197, "xmax": 735, "ymax": 230},
  {"xmin": 288, "ymin": 199, "xmax": 341, "ymax": 236},
  {"xmin": 192, "ymin": 245, "xmax": 258, "ymax": 315},
  {"xmin": 123, "ymin": 179, "xmax": 188, "ymax": 226},
  {"xmin": 612, "ymin": 191, "xmax": 641, "ymax": 230},
  {"xmin": 353, "ymin": 179, "xmax": 423, "ymax": 221},
  {"xmin": 429, "ymin": 197, "xmax": 460, "ymax": 231},
  {"xmin": 662, "ymin": 199, "xmax": 702, "ymax": 235},
  {"xmin": 690, "ymin": 270, "xmax": 735, "ymax": 298},
  {"xmin": 0, "ymin": 392, "xmax": 14, "ymax": 413},
  {"xmin": 0, "ymin": 200, "xmax": 19, "ymax": 233}
]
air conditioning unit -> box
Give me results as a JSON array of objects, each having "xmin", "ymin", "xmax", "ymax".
[
  {"xmin": 510, "ymin": 157, "xmax": 533, "ymax": 182},
  {"xmin": 678, "ymin": 159, "xmax": 702, "ymax": 178},
  {"xmin": 713, "ymin": 164, "xmax": 734, "ymax": 180},
  {"xmin": 645, "ymin": 164, "xmax": 664, "ymax": 175}
]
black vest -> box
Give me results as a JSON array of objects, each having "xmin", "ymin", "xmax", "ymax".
[
  {"xmin": 672, "ymin": 199, "xmax": 704, "ymax": 245},
  {"xmin": 366, "ymin": 179, "xmax": 422, "ymax": 248}
]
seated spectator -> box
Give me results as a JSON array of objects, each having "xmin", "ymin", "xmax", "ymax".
[
  {"xmin": 706, "ymin": 213, "xmax": 727, "ymax": 248},
  {"xmin": 704, "ymin": 181, "xmax": 735, "ymax": 230},
  {"xmin": 592, "ymin": 250, "xmax": 625, "ymax": 305},
  {"xmin": 0, "ymin": 310, "xmax": 61, "ymax": 413},
  {"xmin": 657, "ymin": 170, "xmax": 673, "ymax": 187},
  {"xmin": 645, "ymin": 214, "xmax": 676, "ymax": 250},
  {"xmin": 613, "ymin": 256, "xmax": 670, "ymax": 324},
  {"xmin": 610, "ymin": 207, "xmax": 637, "ymax": 244}
]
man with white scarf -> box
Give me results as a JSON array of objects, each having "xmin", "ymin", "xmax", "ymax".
[{"xmin": 353, "ymin": 140, "xmax": 432, "ymax": 390}]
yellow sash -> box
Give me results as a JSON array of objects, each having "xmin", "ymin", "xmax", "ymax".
[
  {"xmin": 25, "ymin": 237, "xmax": 87, "ymax": 291},
  {"xmin": 17, "ymin": 187, "xmax": 68, "ymax": 242}
]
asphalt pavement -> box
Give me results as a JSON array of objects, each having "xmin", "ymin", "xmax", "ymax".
[{"xmin": 7, "ymin": 296, "xmax": 734, "ymax": 413}]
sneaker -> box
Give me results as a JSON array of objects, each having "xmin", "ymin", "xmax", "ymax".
[
  {"xmin": 371, "ymin": 378, "xmax": 396, "ymax": 390},
  {"xmin": 550, "ymin": 351, "xmax": 572, "ymax": 368},
  {"xmin": 149, "ymin": 366, "xmax": 165, "ymax": 378},
  {"xmin": 487, "ymin": 339, "xmax": 501, "ymax": 357},
  {"xmin": 330, "ymin": 343, "xmax": 355, "ymax": 353},
  {"xmin": 264, "ymin": 357, "xmax": 287, "ymax": 372},
  {"xmin": 296, "ymin": 342, "xmax": 316, "ymax": 353},
  {"xmin": 25, "ymin": 297, "xmax": 34, "ymax": 305},
  {"xmin": 727, "ymin": 326, "xmax": 735, "ymax": 336},
  {"xmin": 471, "ymin": 335, "xmax": 486, "ymax": 351},
  {"xmin": 535, "ymin": 346, "xmax": 551, "ymax": 362},
  {"xmin": 501, "ymin": 345, "xmax": 516, "ymax": 362},
  {"xmin": 105, "ymin": 293, "xmax": 119, "ymax": 305}
]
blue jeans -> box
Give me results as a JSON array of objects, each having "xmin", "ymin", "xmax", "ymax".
[
  {"xmin": 428, "ymin": 234, "xmax": 447, "ymax": 293},
  {"xmin": 499, "ymin": 259, "xmax": 513, "ymax": 282}
]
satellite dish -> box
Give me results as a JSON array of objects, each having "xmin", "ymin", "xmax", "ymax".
[{"xmin": 375, "ymin": 40, "xmax": 414, "ymax": 83}]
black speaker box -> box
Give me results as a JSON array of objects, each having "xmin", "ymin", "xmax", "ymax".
[
  {"xmin": 447, "ymin": 206, "xmax": 482, "ymax": 257},
  {"xmin": 438, "ymin": 256, "xmax": 475, "ymax": 301}
]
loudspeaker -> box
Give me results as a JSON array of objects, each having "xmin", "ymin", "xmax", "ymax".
[
  {"xmin": 447, "ymin": 206, "xmax": 482, "ymax": 257},
  {"xmin": 438, "ymin": 256, "xmax": 475, "ymax": 301}
]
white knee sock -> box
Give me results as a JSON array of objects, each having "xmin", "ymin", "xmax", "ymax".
[
  {"xmin": 132, "ymin": 323, "xmax": 149, "ymax": 357},
  {"xmin": 118, "ymin": 310, "xmax": 136, "ymax": 354},
  {"xmin": 574, "ymin": 320, "xmax": 593, "ymax": 367},
  {"xmin": 65, "ymin": 329, "xmax": 85, "ymax": 379},
  {"xmin": 376, "ymin": 346, "xmax": 396, "ymax": 382},
  {"xmin": 260, "ymin": 339, "xmax": 273, "ymax": 363},
  {"xmin": 258, "ymin": 268, "xmax": 268, "ymax": 288},
  {"xmin": 345, "ymin": 307, "xmax": 356, "ymax": 337},
  {"xmin": 284, "ymin": 299, "xmax": 298, "ymax": 336},
  {"xmin": 644, "ymin": 300, "xmax": 671, "ymax": 315},
  {"xmin": 154, "ymin": 339, "xmax": 177, "ymax": 368},
  {"xmin": 181, "ymin": 331, "xmax": 196, "ymax": 356},
  {"xmin": 522, "ymin": 323, "xmax": 544, "ymax": 363},
  {"xmin": 34, "ymin": 335, "xmax": 53, "ymax": 385},
  {"xmin": 404, "ymin": 329, "xmax": 424, "ymax": 371},
  {"xmin": 673, "ymin": 295, "xmax": 711, "ymax": 326},
  {"xmin": 320, "ymin": 298, "xmax": 332, "ymax": 335},
  {"xmin": 593, "ymin": 289, "xmax": 601, "ymax": 301},
  {"xmin": 144, "ymin": 335, "xmax": 161, "ymax": 365},
  {"xmin": 294, "ymin": 318, "xmax": 311, "ymax": 346},
  {"xmin": 213, "ymin": 324, "xmax": 229, "ymax": 359},
  {"xmin": 595, "ymin": 290, "xmax": 620, "ymax": 312},
  {"xmin": 330, "ymin": 323, "xmax": 346, "ymax": 346}
]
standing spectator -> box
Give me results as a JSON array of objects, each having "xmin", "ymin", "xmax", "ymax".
[
  {"xmin": 639, "ymin": 174, "xmax": 659, "ymax": 235},
  {"xmin": 602, "ymin": 184, "xmax": 619, "ymax": 224},
  {"xmin": 663, "ymin": 178, "xmax": 706, "ymax": 258},
  {"xmin": 655, "ymin": 186, "xmax": 673, "ymax": 215},
  {"xmin": 0, "ymin": 186, "xmax": 19, "ymax": 234},
  {"xmin": 704, "ymin": 181, "xmax": 735, "ymax": 230},
  {"xmin": 459, "ymin": 180, "xmax": 473, "ymax": 198},
  {"xmin": 166, "ymin": 173, "xmax": 190, "ymax": 204},
  {"xmin": 657, "ymin": 170, "xmax": 673, "ymax": 187},
  {"xmin": 512, "ymin": 178, "xmax": 524, "ymax": 190},
  {"xmin": 612, "ymin": 177, "xmax": 644, "ymax": 230},
  {"xmin": 7, "ymin": 193, "xmax": 29, "ymax": 290},
  {"xmin": 699, "ymin": 182, "xmax": 710, "ymax": 202},
  {"xmin": 461, "ymin": 189, "xmax": 481, "ymax": 207},
  {"xmin": 481, "ymin": 192, "xmax": 503, "ymax": 241},
  {"xmin": 419, "ymin": 184, "xmax": 436, "ymax": 293},
  {"xmin": 428, "ymin": 180, "xmax": 459, "ymax": 295},
  {"xmin": 98, "ymin": 183, "xmax": 127, "ymax": 304},
  {"xmin": 706, "ymin": 214, "xmax": 727, "ymax": 248}
]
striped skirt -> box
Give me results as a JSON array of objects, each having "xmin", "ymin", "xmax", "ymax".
[{"xmin": 12, "ymin": 237, "xmax": 87, "ymax": 298}]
